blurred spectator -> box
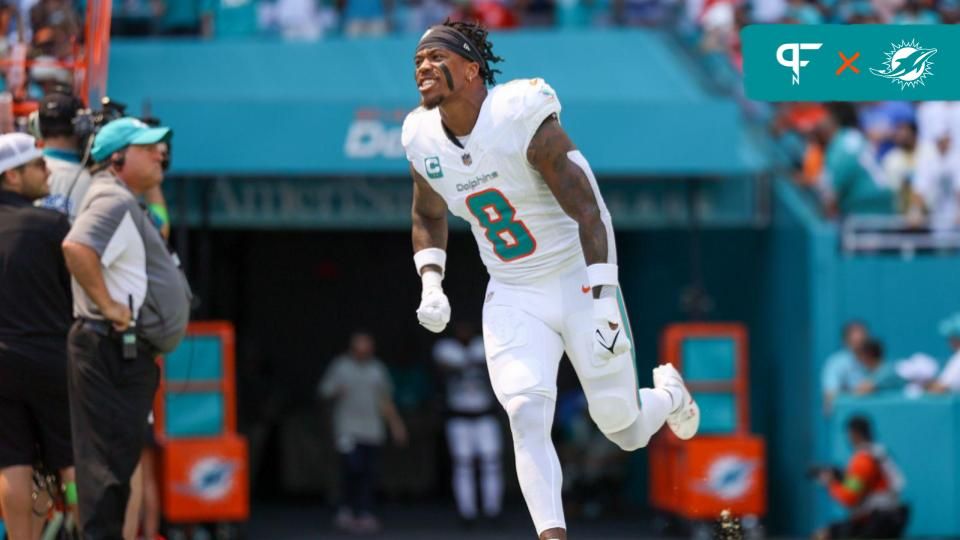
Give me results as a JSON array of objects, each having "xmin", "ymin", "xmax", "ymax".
[
  {"xmin": 450, "ymin": 0, "xmax": 520, "ymax": 28},
  {"xmin": 259, "ymin": 0, "xmax": 338, "ymax": 39},
  {"xmin": 814, "ymin": 416, "xmax": 908, "ymax": 540},
  {"xmin": 912, "ymin": 114, "xmax": 960, "ymax": 234},
  {"xmin": 822, "ymin": 321, "xmax": 869, "ymax": 414},
  {"xmin": 916, "ymin": 102, "xmax": 960, "ymax": 145},
  {"xmin": 751, "ymin": 0, "xmax": 787, "ymax": 22},
  {"xmin": 894, "ymin": 353, "xmax": 938, "ymax": 396},
  {"xmin": 399, "ymin": 0, "xmax": 451, "ymax": 33},
  {"xmin": 928, "ymin": 312, "xmax": 960, "ymax": 393},
  {"xmin": 783, "ymin": 0, "xmax": 823, "ymax": 24},
  {"xmin": 890, "ymin": 0, "xmax": 940, "ymax": 23},
  {"xmin": 813, "ymin": 103, "xmax": 894, "ymax": 218},
  {"xmin": 341, "ymin": 0, "xmax": 390, "ymax": 36},
  {"xmin": 772, "ymin": 103, "xmax": 827, "ymax": 175},
  {"xmin": 433, "ymin": 322, "xmax": 503, "ymax": 527},
  {"xmin": 318, "ymin": 331, "xmax": 407, "ymax": 535},
  {"xmin": 851, "ymin": 339, "xmax": 903, "ymax": 396},
  {"xmin": 879, "ymin": 120, "xmax": 920, "ymax": 216},
  {"xmin": 555, "ymin": 0, "xmax": 611, "ymax": 28},
  {"xmin": 940, "ymin": 0, "xmax": 960, "ymax": 22},
  {"xmin": 613, "ymin": 0, "xmax": 669, "ymax": 25},
  {"xmin": 514, "ymin": 0, "xmax": 552, "ymax": 25},
  {"xmin": 202, "ymin": 0, "xmax": 259, "ymax": 38},
  {"xmin": 859, "ymin": 102, "xmax": 914, "ymax": 161},
  {"xmin": 29, "ymin": 0, "xmax": 79, "ymax": 59}
]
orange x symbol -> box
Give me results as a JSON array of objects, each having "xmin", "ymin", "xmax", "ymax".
[{"xmin": 837, "ymin": 51, "xmax": 860, "ymax": 75}]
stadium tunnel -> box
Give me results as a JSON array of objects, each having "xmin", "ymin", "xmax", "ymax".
[{"xmin": 110, "ymin": 30, "xmax": 777, "ymax": 525}]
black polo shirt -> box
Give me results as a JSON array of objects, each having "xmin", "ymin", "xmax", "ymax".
[{"xmin": 0, "ymin": 189, "xmax": 72, "ymax": 368}]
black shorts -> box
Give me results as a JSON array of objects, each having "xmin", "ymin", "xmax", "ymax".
[{"xmin": 0, "ymin": 348, "xmax": 73, "ymax": 470}]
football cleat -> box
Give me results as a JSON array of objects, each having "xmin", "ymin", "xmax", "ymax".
[{"xmin": 653, "ymin": 363, "xmax": 700, "ymax": 440}]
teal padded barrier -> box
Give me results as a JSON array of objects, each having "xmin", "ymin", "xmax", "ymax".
[
  {"xmin": 682, "ymin": 336, "xmax": 737, "ymax": 434},
  {"xmin": 164, "ymin": 336, "xmax": 222, "ymax": 382},
  {"xmin": 165, "ymin": 392, "xmax": 224, "ymax": 437},
  {"xmin": 692, "ymin": 393, "xmax": 737, "ymax": 434},
  {"xmin": 682, "ymin": 337, "xmax": 737, "ymax": 381},
  {"xmin": 1, "ymin": 519, "xmax": 6, "ymax": 539}
]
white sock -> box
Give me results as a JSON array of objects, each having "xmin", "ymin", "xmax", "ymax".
[{"xmin": 505, "ymin": 394, "xmax": 566, "ymax": 534}]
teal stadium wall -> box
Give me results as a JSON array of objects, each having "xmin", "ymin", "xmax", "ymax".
[{"xmin": 766, "ymin": 179, "xmax": 960, "ymax": 536}]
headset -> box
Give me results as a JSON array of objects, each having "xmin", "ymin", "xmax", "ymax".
[{"xmin": 111, "ymin": 151, "xmax": 125, "ymax": 169}]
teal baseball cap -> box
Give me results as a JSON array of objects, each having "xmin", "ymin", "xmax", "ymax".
[{"xmin": 92, "ymin": 117, "xmax": 171, "ymax": 162}]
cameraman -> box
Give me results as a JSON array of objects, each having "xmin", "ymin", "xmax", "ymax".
[
  {"xmin": 61, "ymin": 117, "xmax": 191, "ymax": 538},
  {"xmin": 35, "ymin": 92, "xmax": 172, "ymax": 241},
  {"xmin": 34, "ymin": 90, "xmax": 92, "ymax": 221},
  {"xmin": 814, "ymin": 416, "xmax": 908, "ymax": 540}
]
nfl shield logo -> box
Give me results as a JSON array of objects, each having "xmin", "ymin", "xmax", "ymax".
[{"xmin": 462, "ymin": 153, "xmax": 472, "ymax": 166}]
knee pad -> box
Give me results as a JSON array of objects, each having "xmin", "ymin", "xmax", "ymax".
[
  {"xmin": 587, "ymin": 388, "xmax": 639, "ymax": 434},
  {"xmin": 579, "ymin": 352, "xmax": 640, "ymax": 434},
  {"xmin": 485, "ymin": 306, "xmax": 542, "ymax": 398},
  {"xmin": 605, "ymin": 419, "xmax": 653, "ymax": 451},
  {"xmin": 504, "ymin": 394, "xmax": 551, "ymax": 441}
]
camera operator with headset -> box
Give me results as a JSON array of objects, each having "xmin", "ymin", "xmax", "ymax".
[
  {"xmin": 61, "ymin": 117, "xmax": 192, "ymax": 539},
  {"xmin": 33, "ymin": 90, "xmax": 94, "ymax": 221},
  {"xmin": 33, "ymin": 90, "xmax": 174, "ymax": 242}
]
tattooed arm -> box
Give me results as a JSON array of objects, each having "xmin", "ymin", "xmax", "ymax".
[
  {"xmin": 411, "ymin": 164, "xmax": 451, "ymax": 333},
  {"xmin": 528, "ymin": 114, "xmax": 629, "ymax": 362},
  {"xmin": 527, "ymin": 114, "xmax": 610, "ymax": 274},
  {"xmin": 411, "ymin": 164, "xmax": 449, "ymax": 268}
]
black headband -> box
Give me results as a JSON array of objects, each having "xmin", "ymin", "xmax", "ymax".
[{"xmin": 417, "ymin": 26, "xmax": 488, "ymax": 76}]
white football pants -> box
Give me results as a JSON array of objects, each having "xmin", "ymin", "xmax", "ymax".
[{"xmin": 482, "ymin": 266, "xmax": 674, "ymax": 535}]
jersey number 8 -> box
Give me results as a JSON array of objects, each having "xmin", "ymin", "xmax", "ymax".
[{"xmin": 466, "ymin": 189, "xmax": 537, "ymax": 261}]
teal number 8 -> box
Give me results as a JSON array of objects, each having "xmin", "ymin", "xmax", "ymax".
[{"xmin": 465, "ymin": 189, "xmax": 536, "ymax": 261}]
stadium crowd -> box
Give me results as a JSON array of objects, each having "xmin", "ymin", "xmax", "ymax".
[
  {"xmin": 692, "ymin": 0, "xmax": 960, "ymax": 226},
  {"xmin": 824, "ymin": 315, "xmax": 960, "ymax": 412}
]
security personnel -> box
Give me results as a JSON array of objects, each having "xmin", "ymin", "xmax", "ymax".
[
  {"xmin": 0, "ymin": 133, "xmax": 77, "ymax": 538},
  {"xmin": 62, "ymin": 117, "xmax": 191, "ymax": 539}
]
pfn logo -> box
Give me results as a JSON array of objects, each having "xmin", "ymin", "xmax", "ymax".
[{"xmin": 777, "ymin": 43, "xmax": 823, "ymax": 85}]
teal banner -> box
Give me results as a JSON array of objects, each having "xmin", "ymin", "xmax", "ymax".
[
  {"xmin": 161, "ymin": 176, "xmax": 760, "ymax": 230},
  {"xmin": 743, "ymin": 24, "xmax": 960, "ymax": 101},
  {"xmin": 109, "ymin": 33, "xmax": 769, "ymax": 176}
]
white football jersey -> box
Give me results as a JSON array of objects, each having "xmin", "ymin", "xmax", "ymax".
[{"xmin": 403, "ymin": 78, "xmax": 601, "ymax": 285}]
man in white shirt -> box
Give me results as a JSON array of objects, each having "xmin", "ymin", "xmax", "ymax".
[{"xmin": 929, "ymin": 313, "xmax": 960, "ymax": 393}]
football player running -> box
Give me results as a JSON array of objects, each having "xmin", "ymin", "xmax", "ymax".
[{"xmin": 403, "ymin": 20, "xmax": 700, "ymax": 540}]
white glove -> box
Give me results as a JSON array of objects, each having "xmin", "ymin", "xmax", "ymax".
[
  {"xmin": 416, "ymin": 274, "xmax": 450, "ymax": 333},
  {"xmin": 592, "ymin": 296, "xmax": 631, "ymax": 363}
]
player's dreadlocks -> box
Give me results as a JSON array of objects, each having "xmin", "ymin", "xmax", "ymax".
[{"xmin": 442, "ymin": 19, "xmax": 504, "ymax": 86}]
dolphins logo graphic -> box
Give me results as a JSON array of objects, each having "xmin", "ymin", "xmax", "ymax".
[
  {"xmin": 870, "ymin": 39, "xmax": 937, "ymax": 89},
  {"xmin": 173, "ymin": 457, "xmax": 238, "ymax": 501},
  {"xmin": 695, "ymin": 455, "xmax": 759, "ymax": 501}
]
